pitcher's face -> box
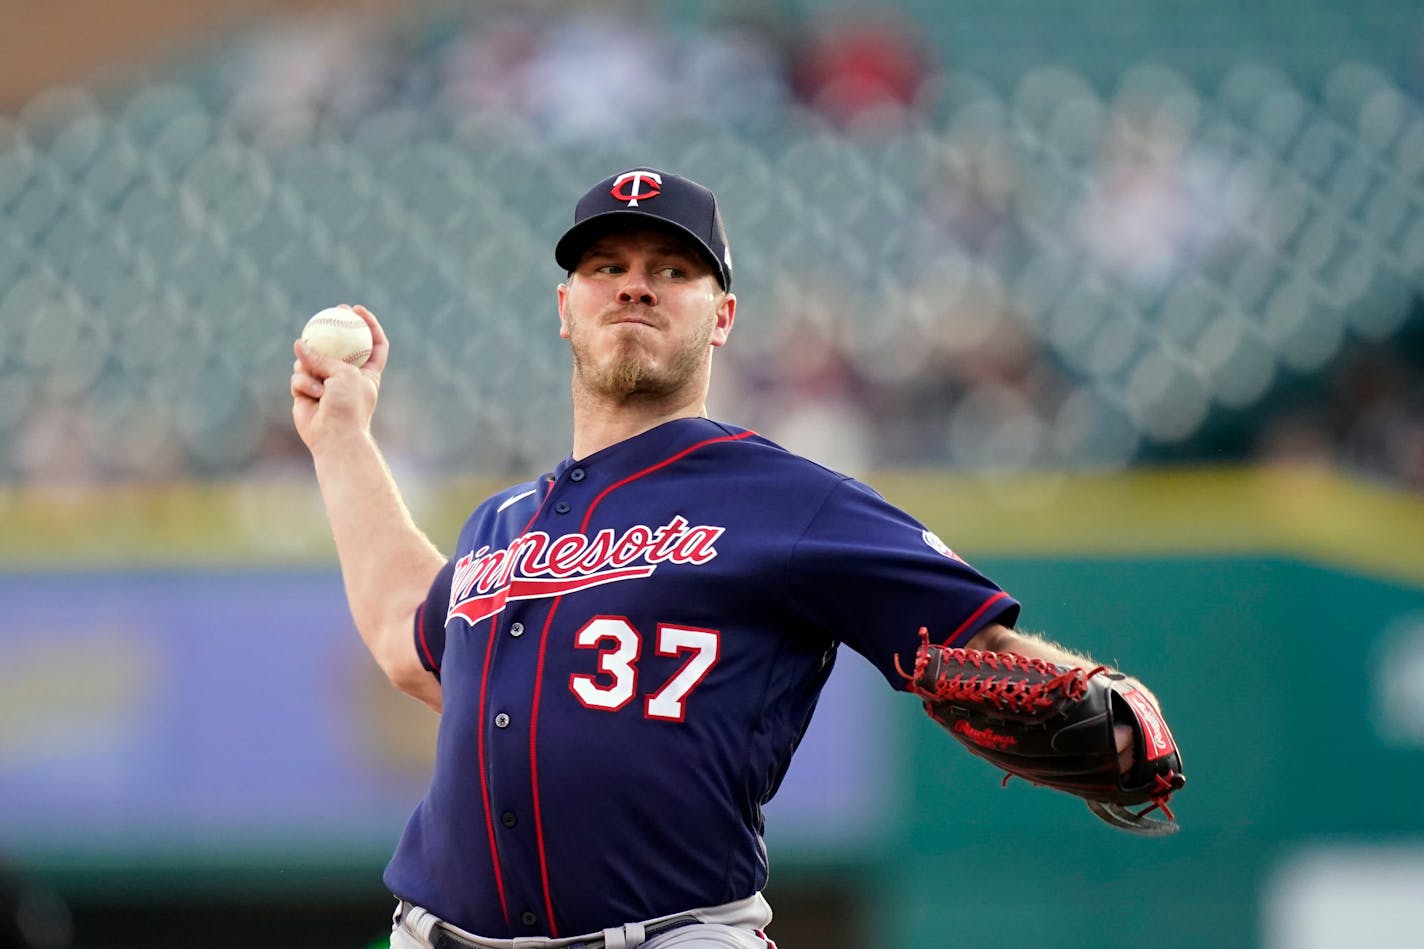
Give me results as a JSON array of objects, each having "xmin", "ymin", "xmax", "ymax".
[{"xmin": 558, "ymin": 227, "xmax": 735, "ymax": 401}]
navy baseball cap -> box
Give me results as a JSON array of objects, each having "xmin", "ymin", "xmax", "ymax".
[{"xmin": 555, "ymin": 168, "xmax": 733, "ymax": 290}]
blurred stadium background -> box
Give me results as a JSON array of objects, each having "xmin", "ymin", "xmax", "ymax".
[{"xmin": 2, "ymin": 0, "xmax": 1423, "ymax": 947}]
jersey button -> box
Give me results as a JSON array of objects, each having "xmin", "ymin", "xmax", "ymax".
[
  {"xmin": 555, "ymin": 501, "xmax": 571, "ymax": 514},
  {"xmin": 494, "ymin": 713, "xmax": 510, "ymax": 728},
  {"xmin": 501, "ymin": 811, "xmax": 517, "ymax": 828},
  {"xmin": 509, "ymin": 622, "xmax": 524, "ymax": 637},
  {"xmin": 520, "ymin": 911, "xmax": 538, "ymax": 927},
  {"xmin": 569, "ymin": 468, "xmax": 585, "ymax": 482}
]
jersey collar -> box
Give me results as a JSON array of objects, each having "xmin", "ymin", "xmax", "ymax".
[{"xmin": 553, "ymin": 417, "xmax": 740, "ymax": 480}]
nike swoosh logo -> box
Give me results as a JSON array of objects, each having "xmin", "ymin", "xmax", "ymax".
[{"xmin": 497, "ymin": 489, "xmax": 537, "ymax": 513}]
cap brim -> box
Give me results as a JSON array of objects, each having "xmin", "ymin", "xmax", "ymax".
[{"xmin": 555, "ymin": 211, "xmax": 727, "ymax": 288}]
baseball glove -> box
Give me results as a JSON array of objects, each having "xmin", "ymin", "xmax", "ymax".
[{"xmin": 898, "ymin": 629, "xmax": 1185, "ymax": 836}]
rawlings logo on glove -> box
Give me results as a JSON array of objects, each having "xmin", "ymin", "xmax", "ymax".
[
  {"xmin": 898, "ymin": 628, "xmax": 1186, "ymax": 836},
  {"xmin": 951, "ymin": 719, "xmax": 1018, "ymax": 751}
]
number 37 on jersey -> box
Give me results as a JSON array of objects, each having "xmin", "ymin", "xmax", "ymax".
[{"xmin": 568, "ymin": 616, "xmax": 719, "ymax": 723}]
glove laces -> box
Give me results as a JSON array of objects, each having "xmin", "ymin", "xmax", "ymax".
[{"xmin": 896, "ymin": 627, "xmax": 1107, "ymax": 714}]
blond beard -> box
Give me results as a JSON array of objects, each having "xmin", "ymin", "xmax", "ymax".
[{"xmin": 566, "ymin": 304, "xmax": 714, "ymax": 401}]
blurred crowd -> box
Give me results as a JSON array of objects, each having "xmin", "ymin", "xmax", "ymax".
[
  {"xmin": 1257, "ymin": 324, "xmax": 1424, "ymax": 493},
  {"xmin": 2, "ymin": 0, "xmax": 1422, "ymax": 493},
  {"xmin": 223, "ymin": 0, "xmax": 938, "ymax": 143}
]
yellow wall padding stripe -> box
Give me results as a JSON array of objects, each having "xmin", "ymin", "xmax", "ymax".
[{"xmin": 1, "ymin": 465, "xmax": 1420, "ymax": 587}]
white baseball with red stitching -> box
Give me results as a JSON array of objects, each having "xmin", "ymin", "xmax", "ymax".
[{"xmin": 301, "ymin": 307, "xmax": 372, "ymax": 367}]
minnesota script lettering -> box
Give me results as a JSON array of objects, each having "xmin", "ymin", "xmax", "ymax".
[{"xmin": 447, "ymin": 516, "xmax": 724, "ymax": 626}]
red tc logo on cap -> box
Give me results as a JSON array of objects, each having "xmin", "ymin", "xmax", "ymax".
[{"xmin": 610, "ymin": 171, "xmax": 662, "ymax": 207}]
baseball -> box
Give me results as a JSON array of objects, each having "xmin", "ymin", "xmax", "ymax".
[{"xmin": 301, "ymin": 306, "xmax": 373, "ymax": 367}]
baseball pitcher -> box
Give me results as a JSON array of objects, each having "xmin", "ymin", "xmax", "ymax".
[{"xmin": 289, "ymin": 168, "xmax": 1183, "ymax": 949}]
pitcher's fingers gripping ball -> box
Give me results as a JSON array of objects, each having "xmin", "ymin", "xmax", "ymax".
[
  {"xmin": 301, "ymin": 306, "xmax": 373, "ymax": 367},
  {"xmin": 899, "ymin": 628, "xmax": 1186, "ymax": 836}
]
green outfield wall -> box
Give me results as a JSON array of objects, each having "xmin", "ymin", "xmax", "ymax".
[{"xmin": 874, "ymin": 555, "xmax": 1424, "ymax": 949}]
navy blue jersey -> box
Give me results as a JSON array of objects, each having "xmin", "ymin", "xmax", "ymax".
[{"xmin": 386, "ymin": 418, "xmax": 1019, "ymax": 938}]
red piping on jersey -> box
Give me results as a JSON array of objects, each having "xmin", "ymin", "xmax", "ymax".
[
  {"xmin": 476, "ymin": 617, "xmax": 512, "ymax": 932},
  {"xmin": 415, "ymin": 601, "xmax": 440, "ymax": 673},
  {"xmin": 529, "ymin": 428, "xmax": 756, "ymax": 936},
  {"xmin": 529, "ymin": 597, "xmax": 564, "ymax": 935},
  {"xmin": 579, "ymin": 429, "xmax": 758, "ymax": 532},
  {"xmin": 944, "ymin": 590, "xmax": 1011, "ymax": 646},
  {"xmin": 477, "ymin": 480, "xmax": 555, "ymax": 934}
]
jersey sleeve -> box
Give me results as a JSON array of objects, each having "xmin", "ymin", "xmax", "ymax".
[
  {"xmin": 413, "ymin": 558, "xmax": 456, "ymax": 681},
  {"xmin": 788, "ymin": 478, "xmax": 1020, "ymax": 689}
]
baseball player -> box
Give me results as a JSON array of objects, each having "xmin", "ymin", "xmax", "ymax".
[{"xmin": 290, "ymin": 168, "xmax": 1173, "ymax": 949}]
